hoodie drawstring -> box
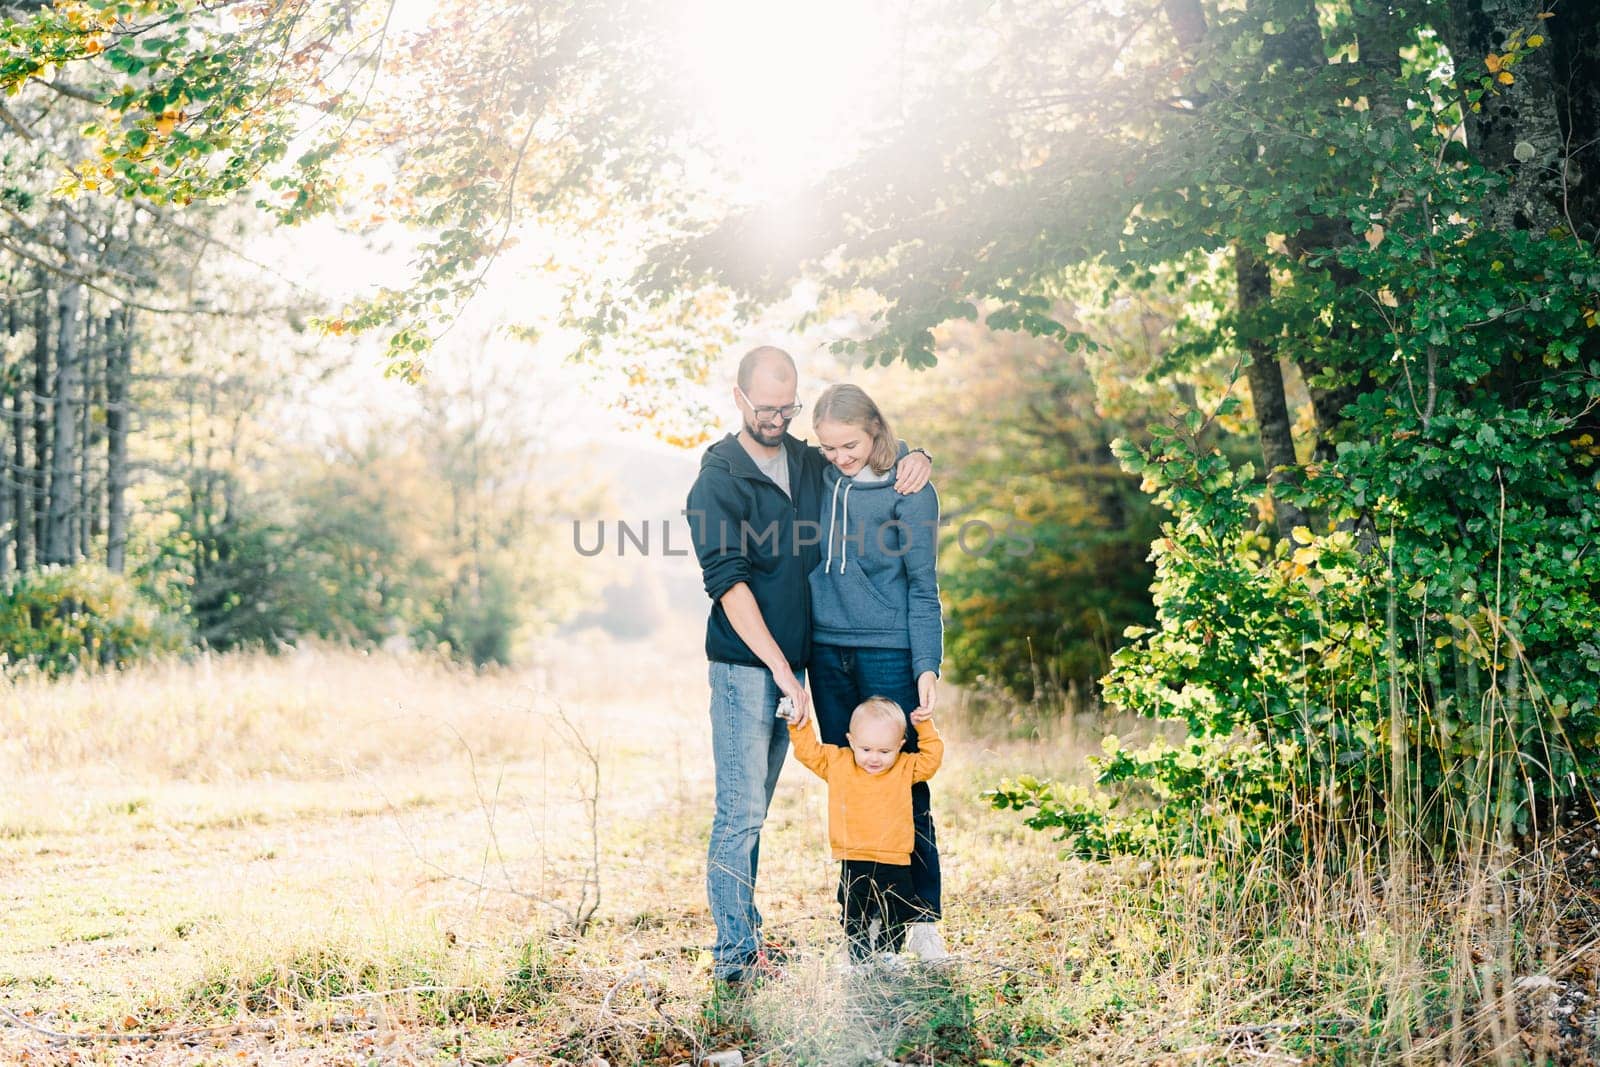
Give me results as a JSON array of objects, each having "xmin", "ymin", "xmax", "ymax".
[
  {"xmin": 840, "ymin": 483, "xmax": 851, "ymax": 573},
  {"xmin": 824, "ymin": 477, "xmax": 841, "ymax": 573},
  {"xmin": 823, "ymin": 477, "xmax": 854, "ymax": 574}
]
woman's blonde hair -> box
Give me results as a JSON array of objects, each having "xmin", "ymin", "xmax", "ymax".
[{"xmin": 812, "ymin": 384, "xmax": 897, "ymax": 475}]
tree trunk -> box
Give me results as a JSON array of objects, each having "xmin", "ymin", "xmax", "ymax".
[
  {"xmin": 1237, "ymin": 244, "xmax": 1309, "ymax": 538},
  {"xmin": 86, "ymin": 314, "xmax": 109, "ymax": 556},
  {"xmin": 1450, "ymin": 0, "xmax": 1569, "ymax": 233},
  {"xmin": 31, "ymin": 284, "xmax": 50, "ymax": 566},
  {"xmin": 106, "ymin": 306, "xmax": 131, "ymax": 574},
  {"xmin": 0, "ymin": 303, "xmax": 12, "ymax": 580},
  {"xmin": 1161, "ymin": 0, "xmax": 1206, "ymax": 50},
  {"xmin": 75, "ymin": 306, "xmax": 95, "ymax": 560},
  {"xmin": 10, "ymin": 299, "xmax": 31, "ymax": 572},
  {"xmin": 1164, "ymin": 0, "xmax": 1311, "ymax": 535},
  {"xmin": 1237, "ymin": 0, "xmax": 1315, "ymax": 537},
  {"xmin": 1259, "ymin": 0, "xmax": 1323, "ymax": 69},
  {"xmin": 1548, "ymin": 0, "xmax": 1600, "ymax": 242},
  {"xmin": 44, "ymin": 219, "xmax": 84, "ymax": 566}
]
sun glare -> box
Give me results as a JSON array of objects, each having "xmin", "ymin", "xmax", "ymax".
[{"xmin": 678, "ymin": 0, "xmax": 898, "ymax": 201}]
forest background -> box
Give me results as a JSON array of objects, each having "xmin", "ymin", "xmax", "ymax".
[{"xmin": 2, "ymin": 0, "xmax": 1600, "ymax": 1062}]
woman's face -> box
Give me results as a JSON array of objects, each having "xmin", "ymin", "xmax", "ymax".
[{"xmin": 815, "ymin": 419, "xmax": 875, "ymax": 477}]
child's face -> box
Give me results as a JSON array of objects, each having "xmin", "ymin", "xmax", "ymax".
[{"xmin": 847, "ymin": 718, "xmax": 904, "ymax": 775}]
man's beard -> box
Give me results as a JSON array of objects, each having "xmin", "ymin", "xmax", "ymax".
[{"xmin": 744, "ymin": 417, "xmax": 788, "ymax": 446}]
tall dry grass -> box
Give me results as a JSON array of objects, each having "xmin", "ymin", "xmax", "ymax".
[{"xmin": 0, "ymin": 637, "xmax": 1592, "ymax": 1065}]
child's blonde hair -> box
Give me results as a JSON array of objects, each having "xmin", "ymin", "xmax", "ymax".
[
  {"xmin": 849, "ymin": 696, "xmax": 907, "ymax": 734},
  {"xmin": 813, "ymin": 384, "xmax": 898, "ymax": 476}
]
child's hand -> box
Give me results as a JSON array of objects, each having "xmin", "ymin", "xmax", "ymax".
[{"xmin": 910, "ymin": 706, "xmax": 933, "ymax": 725}]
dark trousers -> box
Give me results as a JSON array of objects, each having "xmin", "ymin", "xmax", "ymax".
[
  {"xmin": 809, "ymin": 644, "xmax": 941, "ymax": 918},
  {"xmin": 839, "ymin": 860, "xmax": 919, "ymax": 960}
]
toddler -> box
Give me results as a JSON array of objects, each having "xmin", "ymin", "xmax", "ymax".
[{"xmin": 786, "ymin": 695, "xmax": 943, "ymax": 960}]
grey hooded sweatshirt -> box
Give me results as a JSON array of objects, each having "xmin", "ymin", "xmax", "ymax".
[{"xmin": 808, "ymin": 459, "xmax": 943, "ymax": 678}]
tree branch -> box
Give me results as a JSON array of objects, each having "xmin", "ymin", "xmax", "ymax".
[{"xmin": 42, "ymin": 79, "xmax": 101, "ymax": 104}]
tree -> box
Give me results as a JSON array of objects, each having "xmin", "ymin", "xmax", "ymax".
[
  {"xmin": 644, "ymin": 0, "xmax": 1600, "ymax": 848},
  {"xmin": 5, "ymin": 0, "xmax": 1597, "ymax": 847}
]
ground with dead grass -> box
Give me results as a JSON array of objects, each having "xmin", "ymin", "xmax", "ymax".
[{"xmin": 2, "ymin": 639, "xmax": 1597, "ymax": 1065}]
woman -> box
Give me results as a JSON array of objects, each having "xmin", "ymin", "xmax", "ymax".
[{"xmin": 806, "ymin": 383, "xmax": 947, "ymax": 960}]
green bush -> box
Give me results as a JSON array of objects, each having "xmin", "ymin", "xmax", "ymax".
[
  {"xmin": 988, "ymin": 12, "xmax": 1600, "ymax": 861},
  {"xmin": 992, "ymin": 385, "xmax": 1600, "ymax": 858},
  {"xmin": 0, "ymin": 563, "xmax": 188, "ymax": 678}
]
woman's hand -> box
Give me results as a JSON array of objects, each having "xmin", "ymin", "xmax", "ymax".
[{"xmin": 916, "ymin": 670, "xmax": 938, "ymax": 716}]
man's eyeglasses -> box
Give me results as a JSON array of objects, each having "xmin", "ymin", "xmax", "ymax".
[{"xmin": 737, "ymin": 386, "xmax": 802, "ymax": 422}]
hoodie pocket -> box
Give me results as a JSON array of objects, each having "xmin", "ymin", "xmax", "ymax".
[
  {"xmin": 848, "ymin": 563, "xmax": 900, "ymax": 616},
  {"xmin": 811, "ymin": 558, "xmax": 905, "ymax": 634}
]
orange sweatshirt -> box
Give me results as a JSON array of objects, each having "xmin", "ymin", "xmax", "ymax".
[{"xmin": 787, "ymin": 719, "xmax": 943, "ymax": 864}]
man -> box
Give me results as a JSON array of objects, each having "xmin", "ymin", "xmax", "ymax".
[{"xmin": 686, "ymin": 345, "xmax": 931, "ymax": 985}]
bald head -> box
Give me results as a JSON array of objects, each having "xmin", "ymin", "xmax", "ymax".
[
  {"xmin": 737, "ymin": 346, "xmax": 797, "ymax": 393},
  {"xmin": 733, "ymin": 346, "xmax": 800, "ymax": 448}
]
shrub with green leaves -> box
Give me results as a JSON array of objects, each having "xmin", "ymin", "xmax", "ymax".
[
  {"xmin": 980, "ymin": 6, "xmax": 1600, "ymax": 860},
  {"xmin": 0, "ymin": 563, "xmax": 187, "ymax": 678},
  {"xmin": 992, "ymin": 361, "xmax": 1600, "ymax": 857}
]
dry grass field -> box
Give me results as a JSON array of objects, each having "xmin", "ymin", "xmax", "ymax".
[{"xmin": 2, "ymin": 637, "xmax": 1597, "ymax": 1065}]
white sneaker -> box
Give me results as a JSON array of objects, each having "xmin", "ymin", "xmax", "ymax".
[
  {"xmin": 902, "ymin": 922, "xmax": 950, "ymax": 962},
  {"xmin": 874, "ymin": 950, "xmax": 907, "ymax": 972}
]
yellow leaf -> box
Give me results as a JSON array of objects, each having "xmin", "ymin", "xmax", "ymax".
[
  {"xmin": 1291, "ymin": 525, "xmax": 1314, "ymax": 546},
  {"xmin": 1527, "ymin": 34, "xmax": 1544, "ymax": 47},
  {"xmin": 1292, "ymin": 546, "xmax": 1319, "ymax": 566},
  {"xmin": 1377, "ymin": 286, "xmax": 1400, "ymax": 308},
  {"xmin": 1484, "ymin": 53, "xmax": 1503, "ymax": 73},
  {"xmin": 1364, "ymin": 223, "xmax": 1385, "ymax": 250},
  {"xmin": 1497, "ymin": 71, "xmax": 1515, "ymax": 85}
]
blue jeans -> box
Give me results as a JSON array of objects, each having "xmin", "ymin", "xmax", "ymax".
[
  {"xmin": 808, "ymin": 644, "xmax": 941, "ymax": 919},
  {"xmin": 706, "ymin": 660, "xmax": 796, "ymax": 979}
]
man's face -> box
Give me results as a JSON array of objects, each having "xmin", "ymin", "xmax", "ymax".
[{"xmin": 735, "ymin": 369, "xmax": 799, "ymax": 447}]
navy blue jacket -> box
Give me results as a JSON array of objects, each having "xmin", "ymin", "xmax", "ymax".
[{"xmin": 686, "ymin": 432, "xmax": 828, "ymax": 670}]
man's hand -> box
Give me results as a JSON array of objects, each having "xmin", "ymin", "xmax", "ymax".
[
  {"xmin": 893, "ymin": 450, "xmax": 932, "ymax": 494},
  {"xmin": 778, "ymin": 671, "xmax": 811, "ymax": 728}
]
